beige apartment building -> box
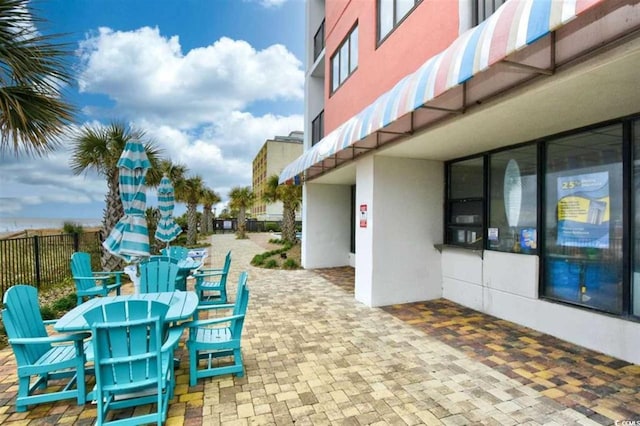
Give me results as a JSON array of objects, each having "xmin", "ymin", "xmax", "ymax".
[{"xmin": 252, "ymin": 131, "xmax": 303, "ymax": 221}]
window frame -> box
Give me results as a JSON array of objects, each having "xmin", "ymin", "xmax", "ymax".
[
  {"xmin": 443, "ymin": 114, "xmax": 640, "ymax": 321},
  {"xmin": 377, "ymin": 0, "xmax": 422, "ymax": 45},
  {"xmin": 330, "ymin": 23, "xmax": 359, "ymax": 94},
  {"xmin": 311, "ymin": 110, "xmax": 324, "ymax": 146}
]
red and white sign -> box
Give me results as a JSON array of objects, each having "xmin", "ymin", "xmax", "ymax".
[{"xmin": 359, "ymin": 204, "xmax": 367, "ymax": 228}]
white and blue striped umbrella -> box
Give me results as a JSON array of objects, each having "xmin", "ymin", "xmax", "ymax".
[
  {"xmin": 154, "ymin": 175, "xmax": 182, "ymax": 244},
  {"xmin": 102, "ymin": 140, "xmax": 151, "ymax": 262}
]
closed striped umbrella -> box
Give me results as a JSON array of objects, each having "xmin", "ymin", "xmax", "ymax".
[
  {"xmin": 102, "ymin": 140, "xmax": 151, "ymax": 262},
  {"xmin": 154, "ymin": 175, "xmax": 182, "ymax": 245}
]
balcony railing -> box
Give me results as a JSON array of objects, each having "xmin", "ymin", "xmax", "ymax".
[{"xmin": 313, "ymin": 20, "xmax": 325, "ymax": 61}]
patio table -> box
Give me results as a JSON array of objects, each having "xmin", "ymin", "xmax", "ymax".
[
  {"xmin": 176, "ymin": 258, "xmax": 202, "ymax": 291},
  {"xmin": 54, "ymin": 291, "xmax": 199, "ymax": 333}
]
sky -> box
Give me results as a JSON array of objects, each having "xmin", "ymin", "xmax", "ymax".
[{"xmin": 0, "ymin": 0, "xmax": 305, "ymax": 221}]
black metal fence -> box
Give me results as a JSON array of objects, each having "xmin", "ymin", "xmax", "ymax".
[
  {"xmin": 0, "ymin": 231, "xmax": 102, "ymax": 300},
  {"xmin": 213, "ymin": 219, "xmax": 301, "ymax": 234}
]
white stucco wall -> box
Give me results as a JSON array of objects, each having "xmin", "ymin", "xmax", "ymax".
[
  {"xmin": 356, "ymin": 156, "xmax": 444, "ymax": 307},
  {"xmin": 301, "ymin": 182, "xmax": 351, "ymax": 268},
  {"xmin": 442, "ymin": 249, "xmax": 640, "ymax": 364}
]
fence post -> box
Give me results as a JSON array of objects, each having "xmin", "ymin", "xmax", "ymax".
[
  {"xmin": 33, "ymin": 235, "xmax": 41, "ymax": 289},
  {"xmin": 73, "ymin": 232, "xmax": 80, "ymax": 252}
]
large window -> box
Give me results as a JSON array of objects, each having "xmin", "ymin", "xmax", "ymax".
[
  {"xmin": 488, "ymin": 145, "xmax": 538, "ymax": 254},
  {"xmin": 446, "ymin": 157, "xmax": 484, "ymax": 249},
  {"xmin": 444, "ymin": 116, "xmax": 640, "ymax": 319},
  {"xmin": 378, "ymin": 0, "xmax": 421, "ymax": 43},
  {"xmin": 633, "ymin": 121, "xmax": 640, "ymax": 317},
  {"xmin": 543, "ymin": 125, "xmax": 623, "ymax": 313},
  {"xmin": 330, "ymin": 24, "xmax": 358, "ymax": 93}
]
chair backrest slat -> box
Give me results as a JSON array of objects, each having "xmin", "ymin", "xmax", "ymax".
[
  {"xmin": 70, "ymin": 252, "xmax": 95, "ymax": 291},
  {"xmin": 232, "ymin": 272, "xmax": 249, "ymax": 336},
  {"xmin": 83, "ymin": 300, "xmax": 168, "ymax": 388},
  {"xmin": 139, "ymin": 258, "xmax": 180, "ymax": 293},
  {"xmin": 1, "ymin": 285, "xmax": 51, "ymax": 364}
]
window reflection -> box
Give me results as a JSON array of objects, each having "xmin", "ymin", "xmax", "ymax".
[{"xmin": 544, "ymin": 124, "xmax": 623, "ymax": 314}]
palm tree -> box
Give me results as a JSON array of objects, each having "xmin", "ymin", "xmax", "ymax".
[
  {"xmin": 200, "ymin": 188, "xmax": 221, "ymax": 234},
  {"xmin": 228, "ymin": 186, "xmax": 255, "ymax": 239},
  {"xmin": 0, "ymin": 0, "xmax": 75, "ymax": 156},
  {"xmin": 70, "ymin": 121, "xmax": 162, "ymax": 270},
  {"xmin": 263, "ymin": 175, "xmax": 302, "ymax": 244},
  {"xmin": 146, "ymin": 159, "xmax": 188, "ymax": 187},
  {"xmin": 175, "ymin": 175, "xmax": 205, "ymax": 246}
]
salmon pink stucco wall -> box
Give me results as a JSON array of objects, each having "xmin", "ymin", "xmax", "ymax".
[{"xmin": 324, "ymin": 0, "xmax": 460, "ymax": 134}]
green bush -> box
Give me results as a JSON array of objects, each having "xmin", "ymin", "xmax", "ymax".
[
  {"xmin": 62, "ymin": 222, "xmax": 84, "ymax": 234},
  {"xmin": 40, "ymin": 306, "xmax": 57, "ymax": 321},
  {"xmin": 51, "ymin": 293, "xmax": 77, "ymax": 313},
  {"xmin": 251, "ymin": 254, "xmax": 265, "ymax": 266},
  {"xmin": 282, "ymin": 258, "xmax": 299, "ymax": 269},
  {"xmin": 264, "ymin": 259, "xmax": 278, "ymax": 269}
]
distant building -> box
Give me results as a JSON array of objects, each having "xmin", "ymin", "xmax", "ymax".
[{"xmin": 252, "ymin": 131, "xmax": 303, "ymax": 221}]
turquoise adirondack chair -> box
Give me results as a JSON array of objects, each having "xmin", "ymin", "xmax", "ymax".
[
  {"xmin": 1, "ymin": 285, "xmax": 89, "ymax": 412},
  {"xmin": 83, "ymin": 299, "xmax": 181, "ymax": 426},
  {"xmin": 160, "ymin": 245, "xmax": 189, "ymax": 261},
  {"xmin": 138, "ymin": 257, "xmax": 180, "ymax": 293},
  {"xmin": 70, "ymin": 252, "xmax": 123, "ymax": 306},
  {"xmin": 193, "ymin": 250, "xmax": 231, "ymax": 304},
  {"xmin": 186, "ymin": 271, "xmax": 249, "ymax": 386}
]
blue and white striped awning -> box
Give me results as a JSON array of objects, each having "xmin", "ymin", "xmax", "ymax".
[
  {"xmin": 280, "ymin": 0, "xmax": 606, "ymax": 184},
  {"xmin": 103, "ymin": 140, "xmax": 151, "ymax": 262}
]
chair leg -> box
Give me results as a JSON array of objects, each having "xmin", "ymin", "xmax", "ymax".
[{"xmin": 234, "ymin": 348, "xmax": 244, "ymax": 377}]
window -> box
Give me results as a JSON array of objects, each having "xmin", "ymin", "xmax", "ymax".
[
  {"xmin": 312, "ymin": 110, "xmax": 324, "ymax": 146},
  {"xmin": 330, "ymin": 24, "xmax": 358, "ymax": 93},
  {"xmin": 472, "ymin": 0, "xmax": 508, "ymax": 26},
  {"xmin": 446, "ymin": 157, "xmax": 484, "ymax": 249},
  {"xmin": 378, "ymin": 0, "xmax": 421, "ymax": 43},
  {"xmin": 488, "ymin": 145, "xmax": 538, "ymax": 254},
  {"xmin": 313, "ymin": 20, "xmax": 325, "ymax": 61},
  {"xmin": 444, "ymin": 116, "xmax": 640, "ymax": 319},
  {"xmin": 543, "ymin": 124, "xmax": 623, "ymax": 314},
  {"xmin": 633, "ymin": 120, "xmax": 640, "ymax": 317}
]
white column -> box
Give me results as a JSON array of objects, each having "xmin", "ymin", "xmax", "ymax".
[
  {"xmin": 356, "ymin": 156, "xmax": 445, "ymax": 307},
  {"xmin": 302, "ymin": 182, "xmax": 351, "ymax": 268}
]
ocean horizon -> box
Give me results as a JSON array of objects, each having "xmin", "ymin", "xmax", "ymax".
[{"xmin": 0, "ymin": 217, "xmax": 102, "ymax": 233}]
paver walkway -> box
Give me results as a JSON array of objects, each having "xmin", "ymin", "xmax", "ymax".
[{"xmin": 0, "ymin": 233, "xmax": 637, "ymax": 425}]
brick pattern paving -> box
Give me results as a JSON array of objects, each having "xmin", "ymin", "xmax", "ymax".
[{"xmin": 0, "ymin": 234, "xmax": 637, "ymax": 425}]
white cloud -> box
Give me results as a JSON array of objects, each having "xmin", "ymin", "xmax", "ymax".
[
  {"xmin": 1, "ymin": 25, "xmax": 304, "ymax": 219},
  {"xmin": 77, "ymin": 27, "xmax": 304, "ymax": 128}
]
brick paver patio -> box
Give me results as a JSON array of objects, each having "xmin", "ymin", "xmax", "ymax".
[{"xmin": 0, "ymin": 233, "xmax": 638, "ymax": 425}]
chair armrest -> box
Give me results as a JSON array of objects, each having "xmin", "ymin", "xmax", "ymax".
[
  {"xmin": 43, "ymin": 319, "xmax": 57, "ymax": 326},
  {"xmin": 162, "ymin": 328, "xmax": 183, "ymax": 352},
  {"xmin": 9, "ymin": 332, "xmax": 91, "ymax": 345},
  {"xmin": 185, "ymin": 314, "xmax": 244, "ymax": 329},
  {"xmin": 74, "ymin": 275, "xmax": 108, "ymax": 280},
  {"xmin": 196, "ymin": 303, "xmax": 234, "ymax": 312},
  {"xmin": 193, "ymin": 271, "xmax": 225, "ymax": 280}
]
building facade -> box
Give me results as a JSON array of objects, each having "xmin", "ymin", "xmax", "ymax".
[
  {"xmin": 252, "ymin": 131, "xmax": 303, "ymax": 220},
  {"xmin": 282, "ymin": 0, "xmax": 640, "ymax": 364}
]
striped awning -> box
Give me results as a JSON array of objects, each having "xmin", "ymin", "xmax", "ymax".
[{"xmin": 279, "ymin": 0, "xmax": 605, "ymax": 184}]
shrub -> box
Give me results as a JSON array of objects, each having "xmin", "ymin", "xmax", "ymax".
[
  {"xmin": 251, "ymin": 254, "xmax": 265, "ymax": 266},
  {"xmin": 52, "ymin": 294, "xmax": 77, "ymax": 313},
  {"xmin": 282, "ymin": 258, "xmax": 299, "ymax": 269},
  {"xmin": 264, "ymin": 259, "xmax": 278, "ymax": 269},
  {"xmin": 40, "ymin": 306, "xmax": 57, "ymax": 321},
  {"xmin": 62, "ymin": 222, "xmax": 84, "ymax": 234}
]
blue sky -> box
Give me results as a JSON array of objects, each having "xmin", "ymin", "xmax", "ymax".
[{"xmin": 0, "ymin": 0, "xmax": 305, "ymax": 222}]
